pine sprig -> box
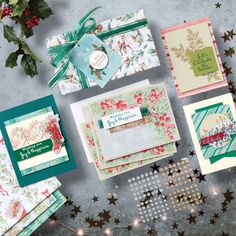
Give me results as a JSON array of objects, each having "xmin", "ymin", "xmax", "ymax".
[{"xmin": 0, "ymin": 0, "xmax": 53, "ymax": 78}]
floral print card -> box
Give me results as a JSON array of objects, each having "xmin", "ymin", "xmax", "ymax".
[
  {"xmin": 0, "ymin": 95, "xmax": 77, "ymax": 187},
  {"xmin": 46, "ymin": 10, "xmax": 160, "ymax": 95},
  {"xmin": 0, "ymin": 131, "xmax": 61, "ymax": 235},
  {"xmin": 161, "ymin": 17, "xmax": 227, "ymax": 98},
  {"xmin": 81, "ymin": 122, "xmax": 173, "ymax": 180},
  {"xmin": 89, "ymin": 84, "xmax": 180, "ymax": 161},
  {"xmin": 184, "ymin": 94, "xmax": 236, "ymax": 175}
]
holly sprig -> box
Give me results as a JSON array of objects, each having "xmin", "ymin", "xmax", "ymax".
[{"xmin": 0, "ymin": 0, "xmax": 53, "ymax": 78}]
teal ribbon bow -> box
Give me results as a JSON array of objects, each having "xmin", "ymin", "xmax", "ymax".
[{"xmin": 47, "ymin": 6, "xmax": 102, "ymax": 89}]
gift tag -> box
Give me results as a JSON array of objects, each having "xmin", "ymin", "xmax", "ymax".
[{"xmin": 69, "ymin": 34, "xmax": 123, "ymax": 88}]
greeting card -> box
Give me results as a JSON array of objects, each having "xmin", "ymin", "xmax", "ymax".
[
  {"xmin": 0, "ymin": 131, "xmax": 61, "ymax": 235},
  {"xmin": 161, "ymin": 17, "xmax": 227, "ymax": 98},
  {"xmin": 89, "ymin": 84, "xmax": 180, "ymax": 160},
  {"xmin": 184, "ymin": 94, "xmax": 236, "ymax": 174},
  {"xmin": 0, "ymin": 95, "xmax": 77, "ymax": 187}
]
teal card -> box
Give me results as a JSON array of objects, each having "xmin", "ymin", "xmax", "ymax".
[
  {"xmin": 69, "ymin": 34, "xmax": 123, "ymax": 88},
  {"xmin": 0, "ymin": 95, "xmax": 77, "ymax": 187}
]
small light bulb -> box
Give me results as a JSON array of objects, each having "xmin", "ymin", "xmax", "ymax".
[
  {"xmin": 161, "ymin": 215, "xmax": 167, "ymax": 221},
  {"xmin": 104, "ymin": 228, "xmax": 112, "ymax": 235},
  {"xmin": 133, "ymin": 218, "xmax": 140, "ymax": 227},
  {"xmin": 77, "ymin": 228, "xmax": 84, "ymax": 236}
]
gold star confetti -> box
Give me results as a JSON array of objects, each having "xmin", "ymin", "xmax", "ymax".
[
  {"xmin": 215, "ymin": 2, "xmax": 222, "ymax": 8},
  {"xmin": 224, "ymin": 47, "xmax": 235, "ymax": 57}
]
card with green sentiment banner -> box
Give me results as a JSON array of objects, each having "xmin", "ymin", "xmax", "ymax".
[{"xmin": 0, "ymin": 95, "xmax": 77, "ymax": 187}]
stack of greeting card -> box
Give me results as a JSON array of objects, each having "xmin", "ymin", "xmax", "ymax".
[
  {"xmin": 0, "ymin": 131, "xmax": 66, "ymax": 235},
  {"xmin": 71, "ymin": 80, "xmax": 180, "ymax": 180}
]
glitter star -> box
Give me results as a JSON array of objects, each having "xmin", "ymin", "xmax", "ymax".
[
  {"xmin": 150, "ymin": 163, "xmax": 160, "ymax": 173},
  {"xmin": 196, "ymin": 173, "xmax": 206, "ymax": 183},
  {"xmin": 168, "ymin": 158, "xmax": 175, "ymax": 165},
  {"xmin": 215, "ymin": 2, "xmax": 222, "ymax": 8},
  {"xmin": 227, "ymin": 29, "xmax": 236, "ymax": 39},
  {"xmin": 49, "ymin": 213, "xmax": 58, "ymax": 221},
  {"xmin": 223, "ymin": 62, "xmax": 232, "ymax": 76},
  {"xmin": 198, "ymin": 210, "xmax": 205, "ymax": 216},
  {"xmin": 223, "ymin": 189, "xmax": 235, "ymax": 203},
  {"xmin": 70, "ymin": 213, "xmax": 76, "ymax": 220},
  {"xmin": 114, "ymin": 218, "xmax": 120, "ymax": 224},
  {"xmin": 98, "ymin": 210, "xmax": 111, "ymax": 223},
  {"xmin": 107, "ymin": 195, "xmax": 118, "ymax": 205},
  {"xmin": 209, "ymin": 218, "xmax": 216, "ymax": 225},
  {"xmin": 127, "ymin": 225, "xmax": 133, "ymax": 231},
  {"xmin": 172, "ymin": 222, "xmax": 178, "ymax": 229},
  {"xmin": 189, "ymin": 150, "xmax": 195, "ymax": 157},
  {"xmin": 213, "ymin": 213, "xmax": 220, "ymax": 219},
  {"xmin": 175, "ymin": 141, "xmax": 180, "ymax": 148},
  {"xmin": 221, "ymin": 32, "xmax": 231, "ymax": 42},
  {"xmin": 193, "ymin": 168, "xmax": 199, "ymax": 175},
  {"xmin": 92, "ymin": 196, "xmax": 99, "ymax": 203},
  {"xmin": 72, "ymin": 205, "xmax": 81, "ymax": 215},
  {"xmin": 224, "ymin": 47, "xmax": 235, "ymax": 57},
  {"xmin": 178, "ymin": 231, "xmax": 185, "ymax": 236}
]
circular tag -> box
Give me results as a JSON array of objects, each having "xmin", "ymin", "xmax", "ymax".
[{"xmin": 89, "ymin": 50, "xmax": 108, "ymax": 70}]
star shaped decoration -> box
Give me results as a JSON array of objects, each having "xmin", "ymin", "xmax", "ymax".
[
  {"xmin": 157, "ymin": 189, "xmax": 162, "ymax": 196},
  {"xmin": 215, "ymin": 2, "xmax": 222, "ymax": 8},
  {"xmin": 187, "ymin": 175, "xmax": 193, "ymax": 182},
  {"xmin": 127, "ymin": 225, "xmax": 133, "ymax": 231},
  {"xmin": 175, "ymin": 141, "xmax": 180, "ymax": 148},
  {"xmin": 85, "ymin": 217, "xmax": 96, "ymax": 228},
  {"xmin": 140, "ymin": 199, "xmax": 150, "ymax": 208},
  {"xmin": 199, "ymin": 193, "xmax": 207, "ymax": 203},
  {"xmin": 213, "ymin": 213, "xmax": 220, "ymax": 219},
  {"xmin": 162, "ymin": 195, "xmax": 168, "ymax": 200},
  {"xmin": 178, "ymin": 231, "xmax": 185, "ymax": 236},
  {"xmin": 196, "ymin": 173, "xmax": 206, "ymax": 183},
  {"xmin": 172, "ymin": 222, "xmax": 178, "ymax": 229},
  {"xmin": 107, "ymin": 195, "xmax": 118, "ymax": 205},
  {"xmin": 150, "ymin": 163, "xmax": 160, "ymax": 173},
  {"xmin": 186, "ymin": 214, "xmax": 196, "ymax": 224},
  {"xmin": 72, "ymin": 205, "xmax": 81, "ymax": 215},
  {"xmin": 65, "ymin": 196, "xmax": 73, "ymax": 206},
  {"xmin": 193, "ymin": 168, "xmax": 199, "ymax": 175},
  {"xmin": 209, "ymin": 218, "xmax": 216, "ymax": 225},
  {"xmin": 70, "ymin": 213, "xmax": 76, "ymax": 220},
  {"xmin": 198, "ymin": 210, "xmax": 205, "ymax": 216},
  {"xmin": 98, "ymin": 210, "xmax": 111, "ymax": 223},
  {"xmin": 221, "ymin": 32, "xmax": 231, "ymax": 42},
  {"xmin": 221, "ymin": 232, "xmax": 229, "ymax": 236},
  {"xmin": 168, "ymin": 158, "xmax": 175, "ymax": 165},
  {"xmin": 223, "ymin": 189, "xmax": 235, "ymax": 203},
  {"xmin": 176, "ymin": 168, "xmax": 181, "ymax": 174},
  {"xmin": 189, "ymin": 150, "xmax": 195, "ymax": 157},
  {"xmin": 168, "ymin": 180, "xmax": 175, "ymax": 186},
  {"xmin": 176, "ymin": 194, "xmax": 184, "ymax": 202},
  {"xmin": 114, "ymin": 218, "xmax": 120, "ymax": 225},
  {"xmin": 222, "ymin": 206, "xmax": 227, "ymax": 213},
  {"xmin": 147, "ymin": 228, "xmax": 154, "ymax": 235},
  {"xmin": 92, "ymin": 196, "xmax": 99, "ymax": 203},
  {"xmin": 227, "ymin": 29, "xmax": 236, "ymax": 39},
  {"xmin": 49, "ymin": 213, "xmax": 58, "ymax": 222},
  {"xmin": 224, "ymin": 47, "xmax": 235, "ymax": 57},
  {"xmin": 96, "ymin": 219, "xmax": 105, "ymax": 229},
  {"xmin": 223, "ymin": 62, "xmax": 232, "ymax": 77}
]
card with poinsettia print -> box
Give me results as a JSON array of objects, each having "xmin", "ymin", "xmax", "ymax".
[
  {"xmin": 0, "ymin": 131, "xmax": 61, "ymax": 235},
  {"xmin": 0, "ymin": 95, "xmax": 77, "ymax": 187},
  {"xmin": 81, "ymin": 122, "xmax": 173, "ymax": 180},
  {"xmin": 184, "ymin": 93, "xmax": 236, "ymax": 175},
  {"xmin": 89, "ymin": 84, "xmax": 180, "ymax": 161},
  {"xmin": 160, "ymin": 17, "xmax": 227, "ymax": 98}
]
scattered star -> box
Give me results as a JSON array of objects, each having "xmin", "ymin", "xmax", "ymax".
[
  {"xmin": 215, "ymin": 2, "xmax": 222, "ymax": 8},
  {"xmin": 199, "ymin": 193, "xmax": 207, "ymax": 203},
  {"xmin": 198, "ymin": 210, "xmax": 205, "ymax": 216},
  {"xmin": 225, "ymin": 47, "xmax": 235, "ymax": 57},
  {"xmin": 176, "ymin": 168, "xmax": 181, "ymax": 174},
  {"xmin": 49, "ymin": 213, "xmax": 58, "ymax": 221},
  {"xmin": 114, "ymin": 218, "xmax": 120, "ymax": 225},
  {"xmin": 196, "ymin": 173, "xmax": 206, "ymax": 183},
  {"xmin": 65, "ymin": 196, "xmax": 73, "ymax": 206},
  {"xmin": 193, "ymin": 168, "xmax": 199, "ymax": 175},
  {"xmin": 157, "ymin": 189, "xmax": 162, "ymax": 196},
  {"xmin": 107, "ymin": 195, "xmax": 118, "ymax": 205},
  {"xmin": 147, "ymin": 229, "xmax": 154, "ymax": 235},
  {"xmin": 189, "ymin": 150, "xmax": 195, "ymax": 157},
  {"xmin": 221, "ymin": 232, "xmax": 229, "ymax": 236},
  {"xmin": 168, "ymin": 158, "xmax": 175, "ymax": 165},
  {"xmin": 175, "ymin": 141, "xmax": 180, "ymax": 148},
  {"xmin": 150, "ymin": 163, "xmax": 160, "ymax": 173},
  {"xmin": 96, "ymin": 219, "xmax": 105, "ymax": 229},
  {"xmin": 223, "ymin": 62, "xmax": 232, "ymax": 76},
  {"xmin": 85, "ymin": 217, "xmax": 96, "ymax": 228},
  {"xmin": 70, "ymin": 213, "xmax": 76, "ymax": 220},
  {"xmin": 223, "ymin": 189, "xmax": 235, "ymax": 203},
  {"xmin": 186, "ymin": 214, "xmax": 196, "ymax": 224},
  {"xmin": 72, "ymin": 205, "xmax": 81, "ymax": 214},
  {"xmin": 172, "ymin": 222, "xmax": 178, "ymax": 229},
  {"xmin": 127, "ymin": 225, "xmax": 133, "ymax": 231},
  {"xmin": 98, "ymin": 210, "xmax": 111, "ymax": 223},
  {"xmin": 162, "ymin": 195, "xmax": 168, "ymax": 200},
  {"xmin": 92, "ymin": 196, "xmax": 99, "ymax": 203},
  {"xmin": 209, "ymin": 218, "xmax": 216, "ymax": 225},
  {"xmin": 187, "ymin": 175, "xmax": 193, "ymax": 182},
  {"xmin": 213, "ymin": 213, "xmax": 220, "ymax": 219},
  {"xmin": 222, "ymin": 32, "xmax": 231, "ymax": 42},
  {"xmin": 178, "ymin": 231, "xmax": 185, "ymax": 236},
  {"xmin": 227, "ymin": 29, "xmax": 236, "ymax": 39},
  {"xmin": 222, "ymin": 206, "xmax": 227, "ymax": 213}
]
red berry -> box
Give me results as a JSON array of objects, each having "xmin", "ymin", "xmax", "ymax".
[{"xmin": 23, "ymin": 8, "xmax": 30, "ymax": 17}]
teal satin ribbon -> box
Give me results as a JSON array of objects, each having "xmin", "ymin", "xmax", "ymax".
[{"xmin": 47, "ymin": 7, "xmax": 148, "ymax": 89}]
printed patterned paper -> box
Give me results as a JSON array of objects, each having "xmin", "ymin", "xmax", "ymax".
[
  {"xmin": 161, "ymin": 17, "xmax": 227, "ymax": 98},
  {"xmin": 70, "ymin": 80, "xmax": 150, "ymax": 163},
  {"xmin": 0, "ymin": 131, "xmax": 61, "ymax": 235},
  {"xmin": 46, "ymin": 10, "xmax": 160, "ymax": 95},
  {"xmin": 89, "ymin": 84, "xmax": 180, "ymax": 160},
  {"xmin": 184, "ymin": 94, "xmax": 236, "ymax": 174}
]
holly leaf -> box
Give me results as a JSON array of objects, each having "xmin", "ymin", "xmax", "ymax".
[
  {"xmin": 29, "ymin": 0, "xmax": 53, "ymax": 20},
  {"xmin": 5, "ymin": 51, "xmax": 20, "ymax": 68},
  {"xmin": 21, "ymin": 54, "xmax": 38, "ymax": 77},
  {"xmin": 21, "ymin": 42, "xmax": 41, "ymax": 62},
  {"xmin": 20, "ymin": 22, "xmax": 33, "ymax": 38},
  {"xmin": 11, "ymin": 0, "xmax": 28, "ymax": 17},
  {"xmin": 9, "ymin": 0, "xmax": 19, "ymax": 4},
  {"xmin": 3, "ymin": 25, "xmax": 20, "ymax": 44}
]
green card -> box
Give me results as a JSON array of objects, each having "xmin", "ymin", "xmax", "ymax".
[
  {"xmin": 189, "ymin": 47, "xmax": 218, "ymax": 76},
  {"xmin": 0, "ymin": 95, "xmax": 77, "ymax": 187}
]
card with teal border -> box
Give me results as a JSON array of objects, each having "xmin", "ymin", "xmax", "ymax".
[{"xmin": 0, "ymin": 95, "xmax": 77, "ymax": 187}]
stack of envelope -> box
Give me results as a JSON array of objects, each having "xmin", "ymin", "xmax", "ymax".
[
  {"xmin": 71, "ymin": 80, "xmax": 180, "ymax": 180},
  {"xmin": 0, "ymin": 131, "xmax": 66, "ymax": 236}
]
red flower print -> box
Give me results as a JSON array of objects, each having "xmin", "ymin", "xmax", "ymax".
[
  {"xmin": 115, "ymin": 100, "xmax": 127, "ymax": 110},
  {"xmin": 134, "ymin": 93, "xmax": 143, "ymax": 104},
  {"xmin": 149, "ymin": 145, "xmax": 165, "ymax": 155},
  {"xmin": 146, "ymin": 89, "xmax": 165, "ymax": 105},
  {"xmin": 100, "ymin": 99, "xmax": 115, "ymax": 110},
  {"xmin": 86, "ymin": 123, "xmax": 91, "ymax": 129}
]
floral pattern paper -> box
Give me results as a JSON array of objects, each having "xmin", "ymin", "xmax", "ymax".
[
  {"xmin": 0, "ymin": 131, "xmax": 61, "ymax": 235},
  {"xmin": 46, "ymin": 9, "xmax": 160, "ymax": 95}
]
